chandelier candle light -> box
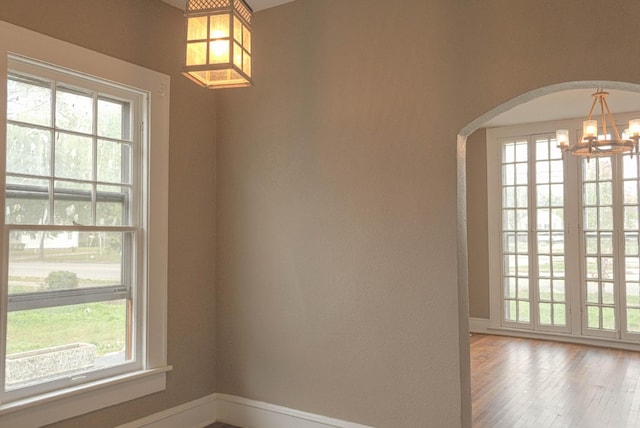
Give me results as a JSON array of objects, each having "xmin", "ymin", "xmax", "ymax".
[
  {"xmin": 182, "ymin": 0, "xmax": 253, "ymax": 89},
  {"xmin": 556, "ymin": 91, "xmax": 640, "ymax": 158}
]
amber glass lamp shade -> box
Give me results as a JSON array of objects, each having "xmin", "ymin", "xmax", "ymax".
[{"xmin": 183, "ymin": 0, "xmax": 253, "ymax": 89}]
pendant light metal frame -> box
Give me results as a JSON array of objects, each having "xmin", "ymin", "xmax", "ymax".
[{"xmin": 182, "ymin": 0, "xmax": 254, "ymax": 89}]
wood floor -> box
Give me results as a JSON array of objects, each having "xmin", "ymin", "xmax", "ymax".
[{"xmin": 471, "ymin": 334, "xmax": 640, "ymax": 427}]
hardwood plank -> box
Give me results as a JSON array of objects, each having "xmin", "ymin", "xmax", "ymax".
[{"xmin": 471, "ymin": 334, "xmax": 640, "ymax": 427}]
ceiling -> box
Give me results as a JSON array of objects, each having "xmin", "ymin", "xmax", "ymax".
[
  {"xmin": 161, "ymin": 0, "xmax": 295, "ymax": 12},
  {"xmin": 484, "ymin": 88, "xmax": 640, "ymax": 128}
]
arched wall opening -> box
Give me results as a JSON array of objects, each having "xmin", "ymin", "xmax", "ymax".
[{"xmin": 456, "ymin": 80, "xmax": 640, "ymax": 427}]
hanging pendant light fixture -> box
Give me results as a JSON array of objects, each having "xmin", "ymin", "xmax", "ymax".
[
  {"xmin": 556, "ymin": 91, "xmax": 640, "ymax": 158},
  {"xmin": 182, "ymin": 0, "xmax": 253, "ymax": 89},
  {"xmin": 556, "ymin": 91, "xmax": 640, "ymax": 157}
]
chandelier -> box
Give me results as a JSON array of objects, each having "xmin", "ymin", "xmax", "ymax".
[
  {"xmin": 182, "ymin": 0, "xmax": 253, "ymax": 89},
  {"xmin": 556, "ymin": 91, "xmax": 640, "ymax": 158}
]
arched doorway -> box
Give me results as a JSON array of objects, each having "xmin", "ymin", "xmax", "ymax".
[{"xmin": 457, "ymin": 81, "xmax": 640, "ymax": 426}]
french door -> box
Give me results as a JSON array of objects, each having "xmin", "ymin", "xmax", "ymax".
[{"xmin": 495, "ymin": 130, "xmax": 640, "ymax": 343}]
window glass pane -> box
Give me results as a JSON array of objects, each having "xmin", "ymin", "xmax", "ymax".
[
  {"xmin": 554, "ymin": 303, "xmax": 566, "ymax": 325},
  {"xmin": 583, "ymin": 158, "xmax": 597, "ymax": 181},
  {"xmin": 539, "ymin": 303, "xmax": 551, "ymax": 324},
  {"xmin": 503, "ymin": 164, "xmax": 514, "ymax": 185},
  {"xmin": 536, "ymin": 160, "xmax": 549, "ymax": 182},
  {"xmin": 6, "ymin": 124, "xmax": 51, "ymax": 176},
  {"xmin": 506, "ymin": 300, "xmax": 517, "ymax": 321},
  {"xmin": 8, "ymin": 230, "xmax": 127, "ymax": 294},
  {"xmin": 97, "ymin": 140, "xmax": 131, "ymax": 184},
  {"xmin": 515, "ymin": 163, "xmax": 527, "ymax": 185},
  {"xmin": 55, "ymin": 87, "xmax": 93, "ymax": 134},
  {"xmin": 5, "ymin": 300, "xmax": 129, "ymax": 391},
  {"xmin": 518, "ymin": 301, "xmax": 530, "ymax": 323},
  {"xmin": 55, "ymin": 132, "xmax": 93, "ymax": 181},
  {"xmin": 626, "ymin": 234, "xmax": 640, "ymax": 256},
  {"xmin": 602, "ymin": 307, "xmax": 615, "ymax": 330},
  {"xmin": 97, "ymin": 185, "xmax": 130, "ymax": 226},
  {"xmin": 624, "ymin": 180, "xmax": 638, "ymax": 204},
  {"xmin": 537, "ymin": 209, "xmax": 550, "ymax": 230},
  {"xmin": 627, "ymin": 283, "xmax": 640, "ymax": 305},
  {"xmin": 584, "ymin": 207, "xmax": 598, "ymax": 230},
  {"xmin": 583, "ymin": 182, "xmax": 597, "ymax": 205},
  {"xmin": 627, "ymin": 308, "xmax": 640, "ymax": 333},
  {"xmin": 97, "ymin": 98, "xmax": 129, "ymax": 140},
  {"xmin": 7, "ymin": 75, "xmax": 51, "ymax": 127},
  {"xmin": 514, "ymin": 142, "xmax": 527, "ymax": 162},
  {"xmin": 626, "ymin": 257, "xmax": 639, "ymax": 281},
  {"xmin": 538, "ymin": 255, "xmax": 550, "ymax": 277},
  {"xmin": 599, "ymin": 182, "xmax": 612, "ymax": 205},
  {"xmin": 552, "ymin": 256, "xmax": 565, "ymax": 277},
  {"xmin": 625, "ymin": 206, "xmax": 639, "ymax": 230},
  {"xmin": 54, "ymin": 181, "xmax": 92, "ymax": 226},
  {"xmin": 553, "ymin": 280, "xmax": 565, "ymax": 302},
  {"xmin": 505, "ymin": 277, "xmax": 516, "ymax": 299},
  {"xmin": 539, "ymin": 279, "xmax": 551, "ymax": 300},
  {"xmin": 516, "ymin": 209, "xmax": 528, "ymax": 230},
  {"xmin": 598, "ymin": 157, "xmax": 612, "ymax": 180},
  {"xmin": 623, "ymin": 154, "xmax": 638, "ymax": 179},
  {"xmin": 503, "ymin": 143, "xmax": 515, "ymax": 163},
  {"xmin": 5, "ymin": 177, "xmax": 50, "ymax": 225},
  {"xmin": 600, "ymin": 233, "xmax": 613, "ymax": 255},
  {"xmin": 503, "ymin": 186, "xmax": 515, "ymax": 208},
  {"xmin": 550, "ymin": 160, "xmax": 563, "ymax": 181},
  {"xmin": 551, "ymin": 233, "xmax": 564, "ymax": 253},
  {"xmin": 516, "ymin": 185, "xmax": 527, "ymax": 207},
  {"xmin": 602, "ymin": 257, "xmax": 614, "ymax": 280},
  {"xmin": 550, "ymin": 184, "xmax": 563, "ymax": 206},
  {"xmin": 585, "ymin": 233, "xmax": 598, "ymax": 254},
  {"xmin": 587, "ymin": 305, "xmax": 600, "ymax": 329},
  {"xmin": 537, "ymin": 186, "xmax": 549, "ymax": 207},
  {"xmin": 587, "ymin": 281, "xmax": 600, "ymax": 303},
  {"xmin": 599, "ymin": 207, "xmax": 613, "ymax": 230},
  {"xmin": 602, "ymin": 282, "xmax": 615, "ymax": 304}
]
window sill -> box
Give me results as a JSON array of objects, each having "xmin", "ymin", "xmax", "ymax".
[{"xmin": 0, "ymin": 365, "xmax": 172, "ymax": 427}]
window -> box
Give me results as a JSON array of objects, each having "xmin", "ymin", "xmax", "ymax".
[
  {"xmin": 488, "ymin": 115, "xmax": 640, "ymax": 346},
  {"xmin": 0, "ymin": 21, "xmax": 169, "ymax": 426}
]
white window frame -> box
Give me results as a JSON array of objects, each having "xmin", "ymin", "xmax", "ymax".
[
  {"xmin": 487, "ymin": 115, "xmax": 640, "ymax": 351},
  {"xmin": 0, "ymin": 20, "xmax": 170, "ymax": 427}
]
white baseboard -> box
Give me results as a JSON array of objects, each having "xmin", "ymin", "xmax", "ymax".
[
  {"xmin": 469, "ymin": 317, "xmax": 490, "ymax": 333},
  {"xmin": 116, "ymin": 394, "xmax": 216, "ymax": 428},
  {"xmin": 116, "ymin": 393, "xmax": 374, "ymax": 428}
]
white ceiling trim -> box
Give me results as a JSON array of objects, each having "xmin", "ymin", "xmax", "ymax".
[{"xmin": 160, "ymin": 0, "xmax": 295, "ymax": 12}]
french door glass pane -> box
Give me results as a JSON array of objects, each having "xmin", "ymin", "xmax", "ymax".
[
  {"xmin": 535, "ymin": 136, "xmax": 565, "ymax": 327},
  {"xmin": 502, "ymin": 140, "xmax": 530, "ymax": 324},
  {"xmin": 582, "ymin": 157, "xmax": 616, "ymax": 333},
  {"xmin": 623, "ymin": 153, "xmax": 640, "ymax": 334}
]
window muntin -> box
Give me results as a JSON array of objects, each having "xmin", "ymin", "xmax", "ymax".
[{"xmin": 3, "ymin": 58, "xmax": 141, "ymax": 398}]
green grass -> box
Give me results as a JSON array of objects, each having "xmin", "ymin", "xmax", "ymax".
[{"xmin": 7, "ymin": 301, "xmax": 127, "ymax": 356}]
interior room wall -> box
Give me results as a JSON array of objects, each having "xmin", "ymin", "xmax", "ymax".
[
  {"xmin": 216, "ymin": 1, "xmax": 640, "ymax": 427},
  {"xmin": 215, "ymin": 1, "xmax": 465, "ymax": 427},
  {"xmin": 0, "ymin": 1, "xmax": 217, "ymax": 426}
]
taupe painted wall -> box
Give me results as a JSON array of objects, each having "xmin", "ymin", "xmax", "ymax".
[
  {"xmin": 215, "ymin": 1, "xmax": 463, "ymax": 426},
  {"xmin": 1, "ymin": 1, "xmax": 217, "ymax": 426},
  {"xmin": 215, "ymin": 1, "xmax": 640, "ymax": 427}
]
